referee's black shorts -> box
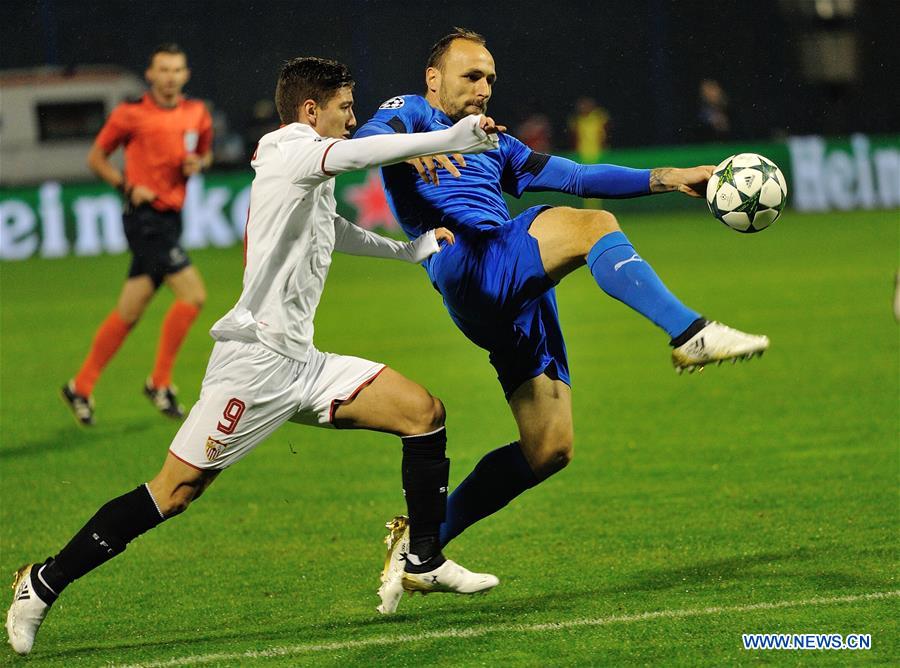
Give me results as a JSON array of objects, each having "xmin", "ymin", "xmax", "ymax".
[{"xmin": 123, "ymin": 204, "xmax": 192, "ymax": 287}]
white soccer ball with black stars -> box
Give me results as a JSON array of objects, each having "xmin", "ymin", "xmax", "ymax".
[{"xmin": 706, "ymin": 153, "xmax": 787, "ymax": 233}]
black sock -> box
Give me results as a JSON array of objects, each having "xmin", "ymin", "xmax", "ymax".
[
  {"xmin": 401, "ymin": 427, "xmax": 449, "ymax": 572},
  {"xmin": 670, "ymin": 317, "xmax": 707, "ymax": 347},
  {"xmin": 39, "ymin": 484, "xmax": 166, "ymax": 597}
]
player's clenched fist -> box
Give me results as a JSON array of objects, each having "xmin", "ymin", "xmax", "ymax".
[{"xmin": 478, "ymin": 115, "xmax": 505, "ymax": 134}]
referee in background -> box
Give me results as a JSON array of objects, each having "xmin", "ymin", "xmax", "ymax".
[{"xmin": 62, "ymin": 43, "xmax": 213, "ymax": 425}]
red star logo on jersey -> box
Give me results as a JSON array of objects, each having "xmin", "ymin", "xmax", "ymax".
[{"xmin": 343, "ymin": 171, "xmax": 399, "ymax": 231}]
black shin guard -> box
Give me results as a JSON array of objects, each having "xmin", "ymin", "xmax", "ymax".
[
  {"xmin": 39, "ymin": 484, "xmax": 165, "ymax": 596},
  {"xmin": 402, "ymin": 428, "xmax": 449, "ymax": 570}
]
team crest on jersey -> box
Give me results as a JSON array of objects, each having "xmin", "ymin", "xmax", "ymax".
[
  {"xmin": 205, "ymin": 436, "xmax": 226, "ymax": 461},
  {"xmin": 379, "ymin": 96, "xmax": 405, "ymax": 110}
]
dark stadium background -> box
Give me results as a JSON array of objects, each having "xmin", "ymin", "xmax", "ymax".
[
  {"xmin": 1, "ymin": 2, "xmax": 898, "ymax": 665},
  {"xmin": 3, "ymin": 0, "xmax": 898, "ymax": 149}
]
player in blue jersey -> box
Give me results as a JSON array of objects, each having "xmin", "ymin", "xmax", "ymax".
[{"xmin": 357, "ymin": 29, "xmax": 770, "ymax": 612}]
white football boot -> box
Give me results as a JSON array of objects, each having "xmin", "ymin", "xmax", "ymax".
[
  {"xmin": 376, "ymin": 516, "xmax": 410, "ymax": 614},
  {"xmin": 401, "ymin": 559, "xmax": 499, "ymax": 596},
  {"xmin": 6, "ymin": 564, "xmax": 51, "ymax": 656},
  {"xmin": 671, "ymin": 321, "xmax": 769, "ymax": 373}
]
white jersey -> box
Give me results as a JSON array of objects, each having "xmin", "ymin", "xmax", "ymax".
[
  {"xmin": 211, "ymin": 123, "xmax": 345, "ymax": 360},
  {"xmin": 210, "ymin": 116, "xmax": 499, "ymax": 362}
]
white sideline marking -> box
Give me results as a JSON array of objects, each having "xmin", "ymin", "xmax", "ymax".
[{"xmin": 116, "ymin": 590, "xmax": 899, "ymax": 667}]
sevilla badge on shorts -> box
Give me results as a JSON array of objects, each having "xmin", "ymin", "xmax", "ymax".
[{"xmin": 205, "ymin": 436, "xmax": 226, "ymax": 461}]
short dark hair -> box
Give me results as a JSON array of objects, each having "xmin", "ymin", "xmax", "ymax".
[
  {"xmin": 149, "ymin": 43, "xmax": 186, "ymax": 67},
  {"xmin": 275, "ymin": 57, "xmax": 354, "ymax": 124},
  {"xmin": 426, "ymin": 28, "xmax": 487, "ymax": 70}
]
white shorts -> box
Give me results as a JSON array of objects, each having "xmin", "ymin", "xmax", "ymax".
[{"xmin": 168, "ymin": 340, "xmax": 385, "ymax": 470}]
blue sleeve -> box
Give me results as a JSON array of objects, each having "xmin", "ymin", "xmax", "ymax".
[
  {"xmin": 354, "ymin": 95, "xmax": 429, "ymax": 138},
  {"xmin": 526, "ymin": 155, "xmax": 651, "ymax": 198}
]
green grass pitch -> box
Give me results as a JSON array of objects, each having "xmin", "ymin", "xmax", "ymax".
[{"xmin": 0, "ymin": 209, "xmax": 897, "ymax": 666}]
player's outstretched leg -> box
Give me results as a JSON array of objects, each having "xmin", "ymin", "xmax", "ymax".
[
  {"xmin": 5, "ymin": 455, "xmax": 215, "ymax": 655},
  {"xmin": 528, "ymin": 207, "xmax": 769, "ymax": 370},
  {"xmin": 5, "ymin": 484, "xmax": 165, "ymax": 655}
]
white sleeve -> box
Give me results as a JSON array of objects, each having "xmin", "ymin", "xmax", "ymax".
[
  {"xmin": 323, "ymin": 114, "xmax": 499, "ymax": 176},
  {"xmin": 332, "ymin": 216, "xmax": 440, "ymax": 264},
  {"xmin": 269, "ymin": 131, "xmax": 342, "ymax": 185}
]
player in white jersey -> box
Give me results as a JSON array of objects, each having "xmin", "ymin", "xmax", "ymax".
[{"xmin": 6, "ymin": 57, "xmax": 504, "ymax": 656}]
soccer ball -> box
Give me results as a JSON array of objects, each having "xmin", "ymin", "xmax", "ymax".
[{"xmin": 706, "ymin": 153, "xmax": 787, "ymax": 233}]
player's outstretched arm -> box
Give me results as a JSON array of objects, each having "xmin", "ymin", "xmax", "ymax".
[
  {"xmin": 525, "ymin": 154, "xmax": 653, "ymax": 199},
  {"xmin": 526, "ymin": 156, "xmax": 716, "ymax": 200},
  {"xmin": 333, "ymin": 216, "xmax": 455, "ymax": 263},
  {"xmin": 323, "ymin": 115, "xmax": 501, "ymax": 176}
]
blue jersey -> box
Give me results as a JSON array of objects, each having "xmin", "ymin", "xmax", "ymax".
[
  {"xmin": 355, "ymin": 95, "xmax": 651, "ymax": 396},
  {"xmin": 354, "ymin": 95, "xmax": 548, "ymax": 241}
]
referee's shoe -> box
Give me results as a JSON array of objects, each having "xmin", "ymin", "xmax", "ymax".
[
  {"xmin": 144, "ymin": 379, "xmax": 185, "ymax": 420},
  {"xmin": 60, "ymin": 381, "xmax": 94, "ymax": 426}
]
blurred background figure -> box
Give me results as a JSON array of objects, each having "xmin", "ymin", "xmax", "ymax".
[
  {"xmin": 568, "ymin": 97, "xmax": 609, "ymax": 164},
  {"xmin": 697, "ymin": 79, "xmax": 731, "ymax": 141},
  {"xmin": 63, "ymin": 43, "xmax": 212, "ymax": 426},
  {"xmin": 515, "ymin": 113, "xmax": 553, "ymax": 153}
]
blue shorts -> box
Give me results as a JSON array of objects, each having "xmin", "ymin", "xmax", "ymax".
[{"xmin": 427, "ymin": 205, "xmax": 570, "ymax": 398}]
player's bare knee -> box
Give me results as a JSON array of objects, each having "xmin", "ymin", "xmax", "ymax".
[
  {"xmin": 550, "ymin": 430, "xmax": 575, "ymax": 467},
  {"xmin": 521, "ymin": 426, "xmax": 574, "ymax": 478},
  {"xmin": 587, "ymin": 210, "xmax": 620, "ymax": 239},
  {"xmin": 420, "ymin": 394, "xmax": 446, "ymax": 433},
  {"xmin": 539, "ymin": 442, "xmax": 573, "ymax": 478},
  {"xmin": 428, "ymin": 395, "xmax": 447, "ymax": 430},
  {"xmin": 405, "ymin": 393, "xmax": 445, "ymax": 435}
]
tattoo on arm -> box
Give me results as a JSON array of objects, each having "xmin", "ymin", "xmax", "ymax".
[{"xmin": 649, "ymin": 168, "xmax": 676, "ymax": 194}]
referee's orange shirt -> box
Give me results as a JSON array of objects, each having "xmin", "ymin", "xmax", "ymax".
[{"xmin": 95, "ymin": 93, "xmax": 213, "ymax": 212}]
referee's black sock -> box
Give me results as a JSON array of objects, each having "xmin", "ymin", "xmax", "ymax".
[
  {"xmin": 401, "ymin": 427, "xmax": 449, "ymax": 573},
  {"xmin": 35, "ymin": 484, "xmax": 166, "ymax": 602}
]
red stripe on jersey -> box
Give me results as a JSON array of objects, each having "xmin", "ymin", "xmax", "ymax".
[{"xmin": 320, "ymin": 140, "xmax": 342, "ymax": 176}]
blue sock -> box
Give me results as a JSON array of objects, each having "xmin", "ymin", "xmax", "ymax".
[
  {"xmin": 587, "ymin": 231, "xmax": 700, "ymax": 338},
  {"xmin": 439, "ymin": 442, "xmax": 538, "ymax": 547}
]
